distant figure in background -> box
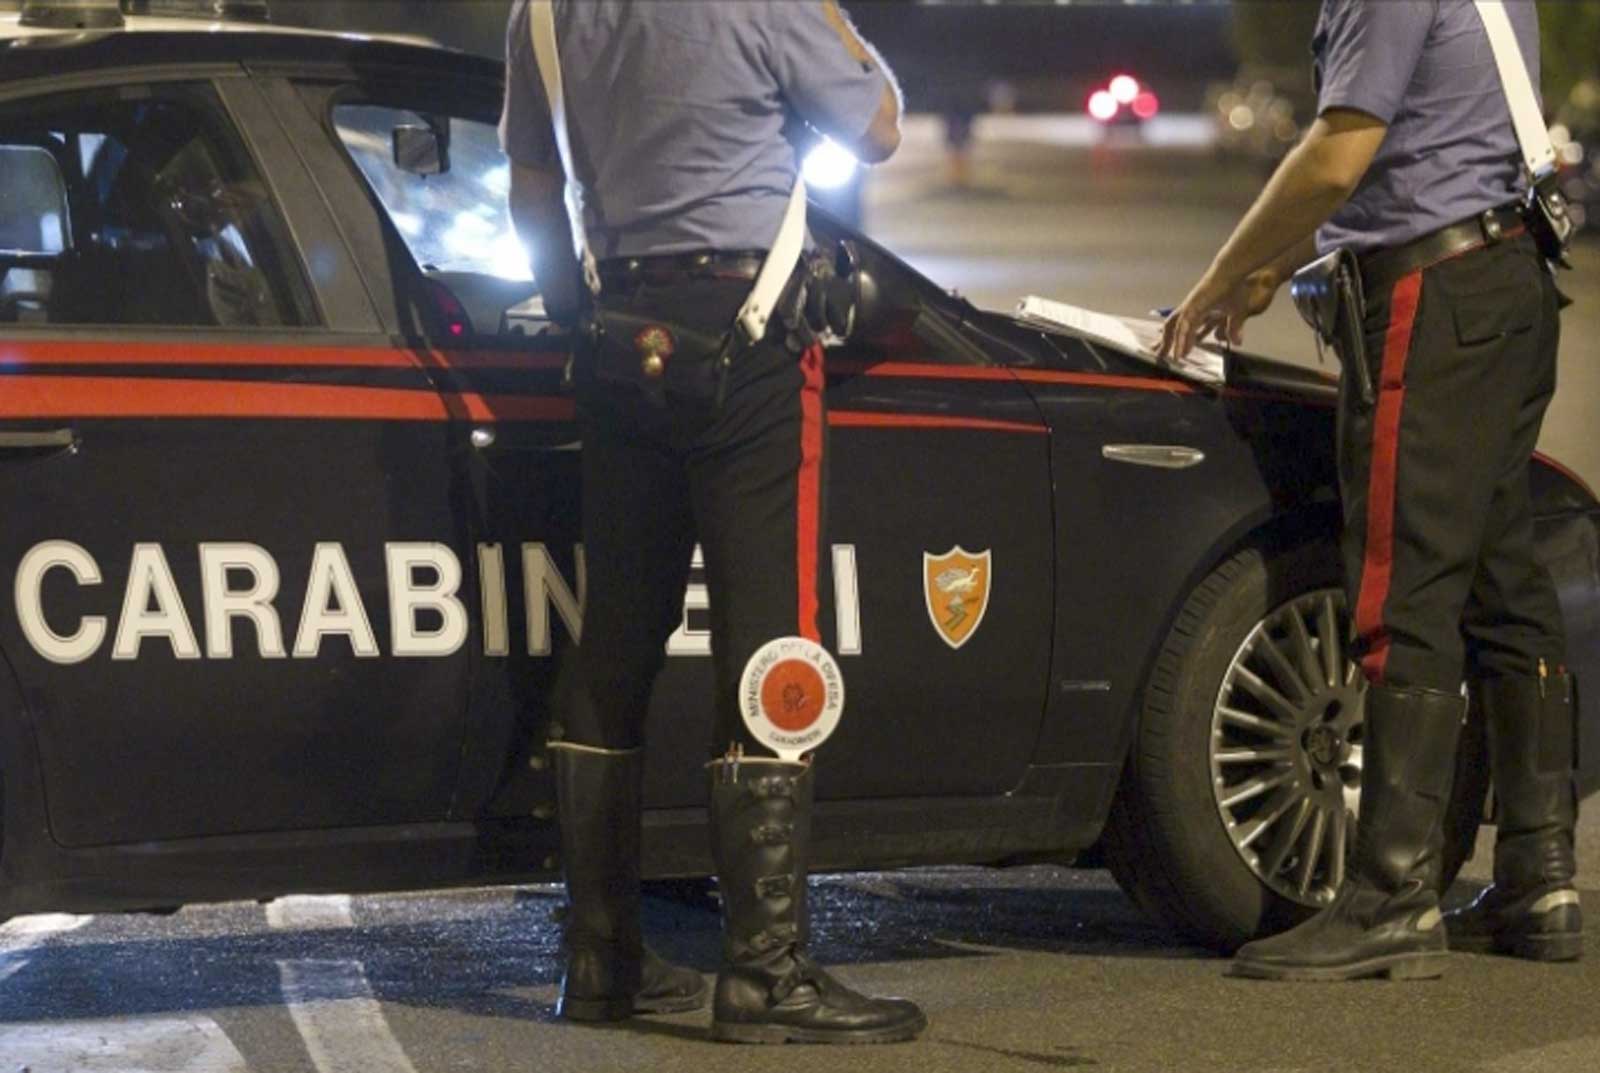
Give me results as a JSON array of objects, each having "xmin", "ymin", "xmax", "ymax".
[{"xmin": 942, "ymin": 106, "xmax": 978, "ymax": 190}]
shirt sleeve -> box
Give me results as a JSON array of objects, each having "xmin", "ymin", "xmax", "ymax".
[
  {"xmin": 762, "ymin": 1, "xmax": 891, "ymax": 144},
  {"xmin": 1316, "ymin": 0, "xmax": 1435, "ymax": 124},
  {"xmin": 498, "ymin": 0, "xmax": 558, "ymax": 169}
]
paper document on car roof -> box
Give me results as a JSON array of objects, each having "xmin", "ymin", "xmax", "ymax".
[{"xmin": 1016, "ymin": 296, "xmax": 1227, "ymax": 387}]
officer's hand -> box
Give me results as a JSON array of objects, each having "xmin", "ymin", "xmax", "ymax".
[
  {"xmin": 1157, "ymin": 268, "xmax": 1281, "ymax": 361},
  {"xmin": 1216, "ymin": 268, "xmax": 1282, "ymax": 347}
]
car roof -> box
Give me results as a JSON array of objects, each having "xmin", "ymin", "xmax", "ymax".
[
  {"xmin": 0, "ymin": 9, "xmax": 432, "ymax": 43},
  {"xmin": 0, "ymin": 10, "xmax": 488, "ymax": 84}
]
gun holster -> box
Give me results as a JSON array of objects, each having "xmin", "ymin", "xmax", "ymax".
[
  {"xmin": 1290, "ymin": 248, "xmax": 1374, "ymax": 407},
  {"xmin": 777, "ymin": 239, "xmax": 862, "ymax": 353},
  {"xmin": 1524, "ymin": 172, "xmax": 1575, "ymax": 268}
]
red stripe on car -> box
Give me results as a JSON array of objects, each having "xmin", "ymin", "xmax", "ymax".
[
  {"xmin": 0, "ymin": 375, "xmax": 574, "ymax": 422},
  {"xmin": 0, "ymin": 339, "xmax": 567, "ymax": 371},
  {"xmin": 828, "ymin": 412, "xmax": 1046, "ymax": 435},
  {"xmin": 830, "ymin": 360, "xmax": 1203, "ymax": 395}
]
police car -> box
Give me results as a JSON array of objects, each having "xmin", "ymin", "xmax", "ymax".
[{"xmin": 2, "ymin": 0, "xmax": 1598, "ymax": 951}]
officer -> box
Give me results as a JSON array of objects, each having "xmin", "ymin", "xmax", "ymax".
[
  {"xmin": 500, "ymin": 0, "xmax": 926, "ymax": 1044},
  {"xmin": 1159, "ymin": 0, "xmax": 1578, "ymax": 980}
]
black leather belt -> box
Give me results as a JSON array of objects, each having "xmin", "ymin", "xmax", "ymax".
[
  {"xmin": 1358, "ymin": 204, "xmax": 1526, "ymax": 295},
  {"xmin": 597, "ymin": 249, "xmax": 767, "ymax": 289}
]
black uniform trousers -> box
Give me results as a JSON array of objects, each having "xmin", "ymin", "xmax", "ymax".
[
  {"xmin": 558, "ymin": 276, "xmax": 829, "ymax": 755},
  {"xmin": 1338, "ymin": 231, "xmax": 1566, "ymax": 693}
]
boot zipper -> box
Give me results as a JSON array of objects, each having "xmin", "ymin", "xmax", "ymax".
[
  {"xmin": 722, "ymin": 742, "xmax": 745, "ymax": 782},
  {"xmin": 1539, "ymin": 657, "xmax": 1549, "ymax": 699}
]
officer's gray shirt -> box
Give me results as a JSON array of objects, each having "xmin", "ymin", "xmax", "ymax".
[
  {"xmin": 1314, "ymin": 0, "xmax": 1540, "ymax": 255},
  {"xmin": 500, "ymin": 0, "xmax": 888, "ymax": 259}
]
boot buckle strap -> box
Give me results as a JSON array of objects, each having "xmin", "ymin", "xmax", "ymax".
[
  {"xmin": 750, "ymin": 823, "xmax": 793, "ymax": 846},
  {"xmin": 752, "ymin": 776, "xmax": 797, "ymax": 799},
  {"xmin": 755, "ymin": 875, "xmax": 795, "ymax": 899},
  {"xmin": 769, "ymin": 957, "xmax": 819, "ymax": 1004},
  {"xmin": 747, "ymin": 922, "xmax": 799, "ymax": 955}
]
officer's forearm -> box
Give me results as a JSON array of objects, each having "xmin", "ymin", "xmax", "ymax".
[
  {"xmin": 1261, "ymin": 236, "xmax": 1320, "ymax": 288},
  {"xmin": 859, "ymin": 86, "xmax": 902, "ymax": 164},
  {"xmin": 509, "ymin": 163, "xmax": 582, "ymax": 322},
  {"xmin": 1204, "ymin": 157, "xmax": 1351, "ymax": 290},
  {"xmin": 1204, "ymin": 114, "xmax": 1386, "ymax": 290}
]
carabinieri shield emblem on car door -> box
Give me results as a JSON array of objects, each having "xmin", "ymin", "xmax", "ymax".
[{"xmin": 923, "ymin": 547, "xmax": 992, "ymax": 650}]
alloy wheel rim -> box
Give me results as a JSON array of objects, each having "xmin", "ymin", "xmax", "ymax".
[{"xmin": 1209, "ymin": 587, "xmax": 1365, "ymax": 908}]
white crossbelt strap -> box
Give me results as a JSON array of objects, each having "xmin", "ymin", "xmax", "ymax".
[
  {"xmin": 527, "ymin": 0, "xmax": 808, "ymax": 340},
  {"xmin": 1473, "ymin": 0, "xmax": 1557, "ymax": 178},
  {"xmin": 743, "ymin": 171, "xmax": 809, "ymax": 343}
]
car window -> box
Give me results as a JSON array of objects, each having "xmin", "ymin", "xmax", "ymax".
[
  {"xmin": 0, "ymin": 83, "xmax": 315, "ymax": 329},
  {"xmin": 0, "ymin": 146, "xmax": 71, "ymax": 256},
  {"xmin": 326, "ymin": 97, "xmax": 985, "ymax": 359},
  {"xmin": 333, "ymin": 104, "xmax": 530, "ymax": 282}
]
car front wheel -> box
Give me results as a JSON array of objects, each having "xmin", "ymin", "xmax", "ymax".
[{"xmin": 1102, "ymin": 541, "xmax": 1483, "ymax": 951}]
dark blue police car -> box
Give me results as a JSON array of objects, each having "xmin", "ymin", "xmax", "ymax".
[{"xmin": 2, "ymin": 0, "xmax": 1598, "ymax": 950}]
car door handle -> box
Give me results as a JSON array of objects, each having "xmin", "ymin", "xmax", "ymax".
[
  {"xmin": 467, "ymin": 427, "xmax": 581, "ymax": 453},
  {"xmin": 0, "ymin": 428, "xmax": 78, "ymax": 453},
  {"xmin": 1102, "ymin": 444, "xmax": 1205, "ymax": 470}
]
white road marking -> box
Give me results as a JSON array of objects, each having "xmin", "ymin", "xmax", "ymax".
[
  {"xmin": 0, "ymin": 912, "xmax": 92, "ymax": 944},
  {"xmin": 0, "ymin": 913, "xmax": 92, "ymax": 988},
  {"xmin": 278, "ymin": 960, "xmax": 420, "ymax": 1073},
  {"xmin": 264, "ymin": 895, "xmax": 354, "ymax": 931},
  {"xmin": 0, "ymin": 1015, "xmax": 248, "ymax": 1073},
  {"xmin": 266, "ymin": 899, "xmax": 416, "ymax": 1073}
]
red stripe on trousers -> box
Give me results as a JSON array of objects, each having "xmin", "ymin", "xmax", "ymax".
[
  {"xmin": 1354, "ymin": 271, "xmax": 1424, "ymax": 682},
  {"xmin": 797, "ymin": 344, "xmax": 825, "ymax": 643}
]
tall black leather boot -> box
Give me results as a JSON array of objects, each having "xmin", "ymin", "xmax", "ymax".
[
  {"xmin": 708, "ymin": 756, "xmax": 926, "ymax": 1044},
  {"xmin": 1447, "ymin": 669, "xmax": 1582, "ymax": 961},
  {"xmin": 1231, "ymin": 684, "xmax": 1466, "ymax": 981},
  {"xmin": 549, "ymin": 743, "xmax": 708, "ymax": 1021}
]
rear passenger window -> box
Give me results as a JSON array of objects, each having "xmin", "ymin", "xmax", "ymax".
[{"xmin": 0, "ymin": 82, "xmax": 315, "ymax": 328}]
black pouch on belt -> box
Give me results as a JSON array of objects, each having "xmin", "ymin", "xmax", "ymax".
[
  {"xmin": 1290, "ymin": 248, "xmax": 1374, "ymax": 407},
  {"xmin": 573, "ymin": 304, "xmax": 735, "ymax": 410}
]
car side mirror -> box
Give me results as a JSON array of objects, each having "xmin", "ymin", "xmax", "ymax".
[
  {"xmin": 835, "ymin": 241, "xmax": 885, "ymax": 341},
  {"xmin": 0, "ymin": 145, "xmax": 71, "ymax": 256},
  {"xmin": 392, "ymin": 125, "xmax": 450, "ymax": 177}
]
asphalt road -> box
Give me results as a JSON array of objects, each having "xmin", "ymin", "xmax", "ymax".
[
  {"xmin": 4, "ymin": 124, "xmax": 1600, "ymax": 1073},
  {"xmin": 3, "ymin": 840, "xmax": 1600, "ymax": 1073}
]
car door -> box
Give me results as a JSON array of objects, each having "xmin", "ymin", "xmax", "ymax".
[
  {"xmin": 636, "ymin": 227, "xmax": 1059, "ymax": 805},
  {"xmin": 297, "ymin": 63, "xmax": 1056, "ymax": 812},
  {"xmin": 0, "ymin": 72, "xmax": 472, "ymax": 847},
  {"xmin": 288, "ymin": 70, "xmax": 584, "ymax": 827},
  {"xmin": 800, "ymin": 232, "xmax": 1057, "ymax": 801}
]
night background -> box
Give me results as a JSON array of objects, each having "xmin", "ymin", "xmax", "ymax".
[{"xmin": 253, "ymin": 1, "xmax": 1597, "ymax": 114}]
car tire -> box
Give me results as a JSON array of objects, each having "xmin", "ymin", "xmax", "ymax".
[{"xmin": 1102, "ymin": 540, "xmax": 1479, "ymax": 952}]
